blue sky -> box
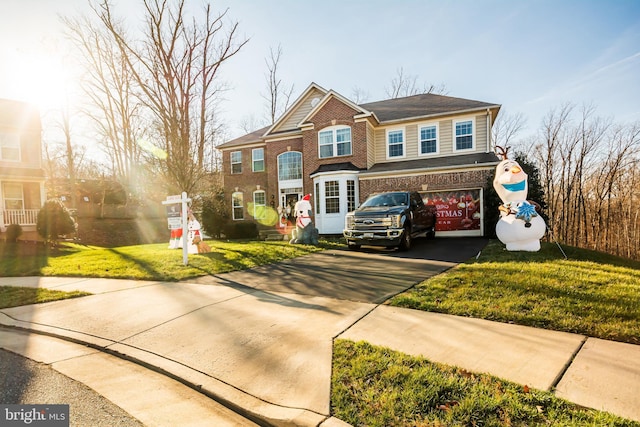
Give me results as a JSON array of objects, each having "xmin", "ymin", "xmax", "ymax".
[{"xmin": 1, "ymin": 0, "xmax": 639, "ymax": 144}]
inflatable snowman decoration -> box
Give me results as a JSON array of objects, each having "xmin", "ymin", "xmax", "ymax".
[
  {"xmin": 493, "ymin": 147, "xmax": 546, "ymax": 251},
  {"xmin": 290, "ymin": 194, "xmax": 319, "ymax": 245}
]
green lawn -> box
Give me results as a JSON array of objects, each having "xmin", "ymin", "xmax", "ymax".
[
  {"xmin": 332, "ymin": 340, "xmax": 639, "ymax": 427},
  {"xmin": 0, "ymin": 239, "xmax": 338, "ymax": 281},
  {"xmin": 390, "ymin": 240, "xmax": 640, "ymax": 344},
  {"xmin": 0, "ymin": 286, "xmax": 91, "ymax": 309}
]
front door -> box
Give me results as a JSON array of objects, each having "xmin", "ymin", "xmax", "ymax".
[{"xmin": 280, "ymin": 189, "xmax": 301, "ymax": 226}]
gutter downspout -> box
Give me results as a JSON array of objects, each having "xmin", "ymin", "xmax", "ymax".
[{"xmin": 486, "ymin": 108, "xmax": 492, "ymax": 153}]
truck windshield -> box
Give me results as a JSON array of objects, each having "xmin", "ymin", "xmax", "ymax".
[{"xmin": 361, "ymin": 193, "xmax": 408, "ymax": 207}]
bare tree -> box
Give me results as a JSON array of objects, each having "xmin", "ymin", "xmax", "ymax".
[
  {"xmin": 238, "ymin": 113, "xmax": 265, "ymax": 134},
  {"xmin": 350, "ymin": 86, "xmax": 370, "ymax": 104},
  {"xmin": 531, "ymin": 102, "xmax": 640, "ymax": 259},
  {"xmin": 262, "ymin": 44, "xmax": 294, "ymax": 124},
  {"xmin": 84, "ymin": 0, "xmax": 248, "ymax": 194},
  {"xmin": 64, "ymin": 14, "xmax": 143, "ymax": 190},
  {"xmin": 492, "ymin": 111, "xmax": 526, "ymax": 151},
  {"xmin": 385, "ymin": 67, "xmax": 447, "ymax": 98}
]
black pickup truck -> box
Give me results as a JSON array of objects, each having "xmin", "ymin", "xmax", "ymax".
[{"xmin": 343, "ymin": 191, "xmax": 436, "ymax": 251}]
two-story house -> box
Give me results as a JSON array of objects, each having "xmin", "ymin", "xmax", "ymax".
[
  {"xmin": 0, "ymin": 99, "xmax": 46, "ymax": 236},
  {"xmin": 217, "ymin": 83, "xmax": 501, "ymax": 237}
]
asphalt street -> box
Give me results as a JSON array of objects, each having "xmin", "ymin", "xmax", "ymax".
[{"xmin": 0, "ymin": 348, "xmax": 143, "ymax": 427}]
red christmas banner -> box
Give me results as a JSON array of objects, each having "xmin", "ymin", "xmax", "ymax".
[{"xmin": 422, "ymin": 190, "xmax": 481, "ymax": 232}]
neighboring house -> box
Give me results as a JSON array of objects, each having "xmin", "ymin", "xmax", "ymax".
[
  {"xmin": 0, "ymin": 99, "xmax": 46, "ymax": 234},
  {"xmin": 217, "ymin": 83, "xmax": 501, "ymax": 237}
]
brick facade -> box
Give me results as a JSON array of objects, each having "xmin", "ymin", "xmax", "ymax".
[{"xmin": 359, "ymin": 169, "xmax": 493, "ymax": 202}]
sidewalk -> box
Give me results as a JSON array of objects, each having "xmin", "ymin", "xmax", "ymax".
[{"xmin": 1, "ymin": 244, "xmax": 639, "ymax": 425}]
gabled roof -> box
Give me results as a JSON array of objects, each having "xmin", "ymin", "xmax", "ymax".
[
  {"xmin": 359, "ymin": 93, "xmax": 500, "ymax": 123},
  {"xmin": 218, "ymin": 84, "xmax": 501, "ymax": 149},
  {"xmin": 219, "ymin": 126, "xmax": 269, "ymax": 149},
  {"xmin": 265, "ymin": 82, "xmax": 328, "ymax": 135},
  {"xmin": 298, "ymin": 89, "xmax": 372, "ymax": 127}
]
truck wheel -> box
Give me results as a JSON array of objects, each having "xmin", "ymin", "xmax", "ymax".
[
  {"xmin": 347, "ymin": 242, "xmax": 361, "ymax": 251},
  {"xmin": 399, "ymin": 227, "xmax": 411, "ymax": 251},
  {"xmin": 427, "ymin": 227, "xmax": 436, "ymax": 239}
]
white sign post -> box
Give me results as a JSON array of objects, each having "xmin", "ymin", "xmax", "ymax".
[{"xmin": 162, "ymin": 191, "xmax": 192, "ymax": 266}]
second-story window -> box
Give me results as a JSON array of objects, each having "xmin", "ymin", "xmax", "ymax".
[
  {"xmin": 252, "ymin": 148, "xmax": 264, "ymax": 172},
  {"xmin": 419, "ymin": 124, "xmax": 438, "ymax": 155},
  {"xmin": 231, "ymin": 151, "xmax": 242, "ymax": 174},
  {"xmin": 454, "ymin": 119, "xmax": 474, "ymax": 151},
  {"xmin": 318, "ymin": 126, "xmax": 351, "ymax": 158},
  {"xmin": 0, "ymin": 132, "xmax": 20, "ymax": 161},
  {"xmin": 387, "ymin": 129, "xmax": 405, "ymax": 158}
]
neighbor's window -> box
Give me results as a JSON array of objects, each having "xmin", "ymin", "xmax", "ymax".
[
  {"xmin": 387, "ymin": 129, "xmax": 404, "ymax": 158},
  {"xmin": 232, "ymin": 192, "xmax": 244, "ymax": 220},
  {"xmin": 278, "ymin": 151, "xmax": 302, "ymax": 181},
  {"xmin": 253, "ymin": 190, "xmax": 266, "ymax": 219},
  {"xmin": 325, "ymin": 180, "xmax": 340, "ymax": 214},
  {"xmin": 231, "ymin": 151, "xmax": 242, "ymax": 174},
  {"xmin": 0, "ymin": 132, "xmax": 20, "ymax": 161},
  {"xmin": 318, "ymin": 126, "xmax": 351, "ymax": 158},
  {"xmin": 252, "ymin": 148, "xmax": 264, "ymax": 172},
  {"xmin": 2, "ymin": 182, "xmax": 24, "ymax": 210},
  {"xmin": 419, "ymin": 124, "xmax": 438, "ymax": 154},
  {"xmin": 454, "ymin": 119, "xmax": 474, "ymax": 151}
]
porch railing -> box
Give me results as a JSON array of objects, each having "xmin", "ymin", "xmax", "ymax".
[{"xmin": 2, "ymin": 209, "xmax": 40, "ymax": 226}]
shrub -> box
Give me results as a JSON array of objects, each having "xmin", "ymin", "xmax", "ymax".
[
  {"xmin": 5, "ymin": 224, "xmax": 23, "ymax": 243},
  {"xmin": 222, "ymin": 222, "xmax": 258, "ymax": 239},
  {"xmin": 200, "ymin": 189, "xmax": 229, "ymax": 239},
  {"xmin": 37, "ymin": 199, "xmax": 77, "ymax": 243}
]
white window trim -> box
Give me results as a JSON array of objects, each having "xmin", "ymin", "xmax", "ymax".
[
  {"xmin": 318, "ymin": 125, "xmax": 352, "ymax": 159},
  {"xmin": 452, "ymin": 117, "xmax": 475, "ymax": 152},
  {"xmin": 232, "ymin": 191, "xmax": 244, "ymax": 220},
  {"xmin": 252, "ymin": 148, "xmax": 264, "ymax": 172},
  {"xmin": 253, "ymin": 190, "xmax": 266, "ymax": 219},
  {"xmin": 418, "ymin": 122, "xmax": 440, "ymax": 156},
  {"xmin": 386, "ymin": 128, "xmax": 406, "ymax": 160},
  {"xmin": 231, "ymin": 151, "xmax": 242, "ymax": 174}
]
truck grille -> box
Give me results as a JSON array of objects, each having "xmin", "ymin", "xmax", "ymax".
[{"xmin": 352, "ymin": 217, "xmax": 392, "ymax": 230}]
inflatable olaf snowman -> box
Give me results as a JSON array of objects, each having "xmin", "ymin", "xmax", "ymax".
[{"xmin": 493, "ymin": 147, "xmax": 546, "ymax": 251}]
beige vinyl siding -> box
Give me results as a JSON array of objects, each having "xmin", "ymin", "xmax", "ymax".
[
  {"xmin": 276, "ymin": 87, "xmax": 325, "ymax": 132},
  {"xmin": 439, "ymin": 120, "xmax": 453, "ymax": 156},
  {"xmin": 475, "ymin": 113, "xmax": 487, "ymax": 151},
  {"xmin": 372, "ymin": 112, "xmax": 491, "ymax": 165},
  {"xmin": 366, "ymin": 122, "xmax": 375, "ymax": 168},
  {"xmin": 404, "ymin": 124, "xmax": 416, "ymax": 158}
]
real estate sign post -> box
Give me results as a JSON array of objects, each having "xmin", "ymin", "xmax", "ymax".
[{"xmin": 162, "ymin": 192, "xmax": 191, "ymax": 265}]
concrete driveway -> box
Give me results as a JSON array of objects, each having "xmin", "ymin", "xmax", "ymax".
[{"xmin": 1, "ymin": 237, "xmax": 488, "ymax": 426}]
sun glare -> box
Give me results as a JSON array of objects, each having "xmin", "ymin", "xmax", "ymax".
[{"xmin": 5, "ymin": 48, "xmax": 74, "ymax": 110}]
